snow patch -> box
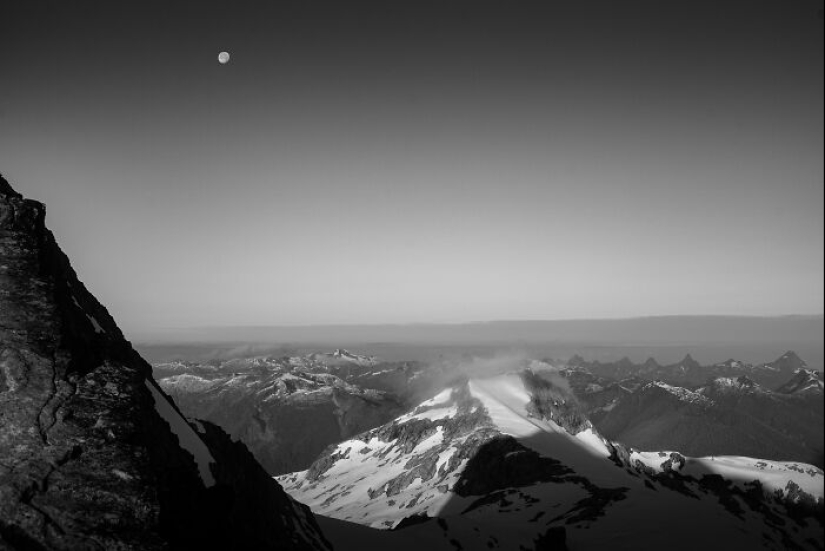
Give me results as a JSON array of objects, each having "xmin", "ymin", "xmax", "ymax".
[{"xmin": 575, "ymin": 428, "xmax": 610, "ymax": 457}]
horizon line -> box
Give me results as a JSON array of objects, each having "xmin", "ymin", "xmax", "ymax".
[{"xmin": 133, "ymin": 313, "xmax": 825, "ymax": 332}]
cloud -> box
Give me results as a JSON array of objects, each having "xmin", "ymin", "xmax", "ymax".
[
  {"xmin": 526, "ymin": 359, "xmax": 575, "ymax": 397},
  {"xmin": 437, "ymin": 350, "xmax": 531, "ymax": 378}
]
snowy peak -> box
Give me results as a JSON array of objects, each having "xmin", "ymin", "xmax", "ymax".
[
  {"xmin": 277, "ymin": 373, "xmax": 619, "ymax": 527},
  {"xmin": 643, "ymin": 380, "xmax": 714, "ymax": 405},
  {"xmin": 702, "ymin": 375, "xmax": 764, "ymax": 395},
  {"xmin": 278, "ymin": 382, "xmax": 494, "ymax": 528},
  {"xmin": 311, "ymin": 349, "xmax": 380, "ymax": 367},
  {"xmin": 714, "ymin": 358, "xmax": 751, "ymax": 370},
  {"xmin": 775, "ymin": 368, "xmax": 824, "ymax": 395},
  {"xmin": 279, "ymin": 371, "xmax": 824, "ymax": 550}
]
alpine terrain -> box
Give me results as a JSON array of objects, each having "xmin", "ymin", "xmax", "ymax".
[
  {"xmin": 157, "ymin": 352, "xmax": 407, "ymax": 474},
  {"xmin": 279, "ymin": 368, "xmax": 824, "ymax": 550}
]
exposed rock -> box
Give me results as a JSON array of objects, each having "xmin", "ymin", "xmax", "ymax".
[
  {"xmin": 0, "ymin": 174, "xmax": 330, "ymax": 550},
  {"xmin": 521, "ymin": 370, "xmax": 593, "ymax": 434}
]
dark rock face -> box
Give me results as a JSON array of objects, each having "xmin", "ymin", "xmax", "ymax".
[
  {"xmin": 184, "ymin": 420, "xmax": 331, "ymax": 550},
  {"xmin": 520, "ymin": 370, "xmax": 593, "ymax": 434},
  {"xmin": 454, "ymin": 435, "xmax": 575, "ymax": 497},
  {"xmin": 0, "ymin": 175, "xmax": 330, "ymax": 550}
]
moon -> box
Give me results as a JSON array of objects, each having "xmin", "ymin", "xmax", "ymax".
[{"xmin": 218, "ymin": 51, "xmax": 230, "ymax": 64}]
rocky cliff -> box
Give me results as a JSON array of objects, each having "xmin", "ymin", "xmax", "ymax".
[{"xmin": 0, "ymin": 174, "xmax": 331, "ymax": 550}]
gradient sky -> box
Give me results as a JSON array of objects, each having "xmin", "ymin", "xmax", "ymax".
[{"xmin": 1, "ymin": 0, "xmax": 823, "ymax": 336}]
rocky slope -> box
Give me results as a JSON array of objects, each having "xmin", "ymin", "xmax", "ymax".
[
  {"xmin": 594, "ymin": 371, "xmax": 824, "ymax": 467},
  {"xmin": 279, "ymin": 371, "xmax": 824, "ymax": 550},
  {"xmin": 0, "ymin": 174, "xmax": 330, "ymax": 550},
  {"xmin": 160, "ymin": 362, "xmax": 405, "ymax": 475},
  {"xmin": 777, "ymin": 369, "xmax": 825, "ymax": 395}
]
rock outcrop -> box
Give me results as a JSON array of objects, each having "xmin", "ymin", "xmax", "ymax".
[{"xmin": 0, "ymin": 174, "xmax": 330, "ymax": 550}]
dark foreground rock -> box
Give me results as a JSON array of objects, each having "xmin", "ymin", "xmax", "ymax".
[{"xmin": 0, "ymin": 174, "xmax": 330, "ymax": 550}]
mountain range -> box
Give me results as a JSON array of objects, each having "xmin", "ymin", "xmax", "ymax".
[
  {"xmin": 2, "ymin": 172, "xmax": 823, "ymax": 550},
  {"xmin": 279, "ymin": 371, "xmax": 824, "ymax": 550},
  {"xmin": 564, "ymin": 350, "xmax": 814, "ymax": 388},
  {"xmin": 158, "ymin": 355, "xmax": 406, "ymax": 475}
]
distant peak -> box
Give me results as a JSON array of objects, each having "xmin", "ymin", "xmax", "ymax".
[
  {"xmin": 677, "ymin": 354, "xmax": 700, "ymax": 367},
  {"xmin": 769, "ymin": 351, "xmax": 806, "ymax": 371}
]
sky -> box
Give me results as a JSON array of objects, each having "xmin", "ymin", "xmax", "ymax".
[{"xmin": 1, "ymin": 0, "xmax": 823, "ymax": 336}]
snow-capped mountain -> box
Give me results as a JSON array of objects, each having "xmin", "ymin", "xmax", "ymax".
[
  {"xmin": 700, "ymin": 374, "xmax": 766, "ymax": 395},
  {"xmin": 279, "ymin": 371, "xmax": 824, "ymax": 550},
  {"xmin": 312, "ymin": 348, "xmax": 380, "ymax": 367},
  {"xmin": 0, "ymin": 175, "xmax": 330, "ymax": 550}
]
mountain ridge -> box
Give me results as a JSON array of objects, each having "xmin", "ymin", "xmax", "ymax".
[
  {"xmin": 279, "ymin": 371, "xmax": 824, "ymax": 550},
  {"xmin": 0, "ymin": 173, "xmax": 330, "ymax": 550}
]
